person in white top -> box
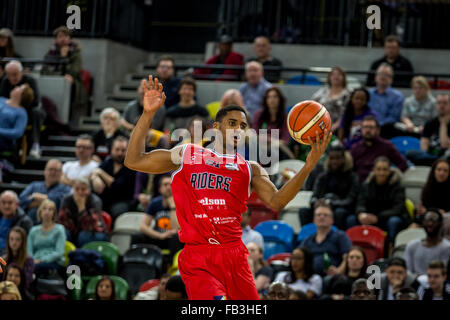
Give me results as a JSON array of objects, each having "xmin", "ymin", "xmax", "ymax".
[{"xmin": 61, "ymin": 134, "xmax": 99, "ymax": 187}]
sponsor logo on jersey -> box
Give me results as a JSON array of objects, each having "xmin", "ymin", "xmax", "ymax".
[
  {"xmin": 208, "ymin": 238, "xmax": 220, "ymax": 245},
  {"xmin": 190, "ymin": 173, "xmax": 231, "ymax": 191},
  {"xmin": 198, "ymin": 197, "xmax": 226, "ymax": 206}
]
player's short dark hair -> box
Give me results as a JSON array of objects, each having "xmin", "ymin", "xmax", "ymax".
[
  {"xmin": 178, "ymin": 77, "xmax": 196, "ymax": 93},
  {"xmin": 156, "ymin": 55, "xmax": 175, "ymax": 68},
  {"xmin": 166, "ymin": 275, "xmax": 187, "ymax": 298},
  {"xmin": 362, "ymin": 115, "xmax": 380, "ymax": 127},
  {"xmin": 214, "ymin": 105, "xmax": 248, "ymax": 123}
]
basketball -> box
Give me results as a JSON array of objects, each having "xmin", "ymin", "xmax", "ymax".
[{"xmin": 287, "ymin": 100, "xmax": 331, "ymax": 145}]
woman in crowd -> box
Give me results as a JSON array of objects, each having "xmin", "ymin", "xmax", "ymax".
[
  {"xmin": 3, "ymin": 226, "xmax": 34, "ymax": 289},
  {"xmin": 337, "ymin": 88, "xmax": 377, "ymax": 149},
  {"xmin": 3, "ymin": 263, "xmax": 34, "ymax": 300},
  {"xmin": 93, "ymin": 276, "xmax": 116, "ymax": 300},
  {"xmin": 27, "ymin": 199, "xmax": 66, "ymax": 277},
  {"xmin": 312, "ymin": 67, "xmax": 350, "ymax": 132},
  {"xmin": 0, "ymin": 281, "xmax": 22, "ymax": 300},
  {"xmin": 59, "ymin": 177, "xmax": 107, "ymax": 247},
  {"xmin": 274, "ymin": 247, "xmax": 322, "ymax": 300},
  {"xmin": 246, "ymin": 242, "xmax": 274, "ymax": 297}
]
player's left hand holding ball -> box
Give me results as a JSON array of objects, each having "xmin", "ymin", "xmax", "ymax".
[{"xmin": 142, "ymin": 75, "xmax": 166, "ymax": 113}]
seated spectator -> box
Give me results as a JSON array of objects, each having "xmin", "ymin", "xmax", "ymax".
[
  {"xmin": 163, "ymin": 77, "xmax": 210, "ymax": 135},
  {"xmin": 0, "ymin": 281, "xmax": 22, "ymax": 300},
  {"xmin": 43, "ymin": 26, "xmax": 87, "ymax": 123},
  {"xmin": 4, "ymin": 263, "xmax": 33, "ymax": 300},
  {"xmin": 395, "ymin": 287, "xmax": 419, "ymax": 300},
  {"xmin": 19, "ymin": 159, "xmax": 71, "ymax": 224},
  {"xmin": 90, "ymin": 137, "xmax": 136, "ymax": 219},
  {"xmin": 120, "ymin": 79, "xmax": 166, "ymax": 133},
  {"xmin": 246, "ymin": 242, "xmax": 274, "ymax": 295},
  {"xmin": 312, "ymin": 67, "xmax": 350, "ymax": 131},
  {"xmin": 319, "ymin": 274, "xmax": 352, "ymax": 300},
  {"xmin": 337, "ymin": 88, "xmax": 377, "ymax": 149},
  {"xmin": 241, "ymin": 210, "xmax": 264, "ymax": 250},
  {"xmin": 246, "ymin": 36, "xmax": 283, "ymax": 83},
  {"xmin": 177, "ymin": 117, "xmax": 211, "ymax": 147},
  {"xmin": 131, "ymin": 174, "xmax": 182, "ymax": 256},
  {"xmin": 92, "ymin": 108, "xmax": 128, "ymax": 162},
  {"xmin": 220, "ymin": 89, "xmax": 244, "ymax": 109},
  {"xmin": 0, "ymin": 191, "xmax": 33, "ymax": 250},
  {"xmin": 347, "ymin": 156, "xmax": 409, "ymax": 243},
  {"xmin": 398, "ymin": 76, "xmax": 436, "ymax": 137},
  {"xmin": 0, "ymin": 60, "xmax": 44, "ymax": 158},
  {"xmin": 61, "ymin": 134, "xmax": 99, "ymax": 187},
  {"xmin": 301, "ymin": 200, "xmax": 352, "ymax": 276},
  {"xmin": 288, "ymin": 289, "xmax": 308, "ymax": 300},
  {"xmin": 406, "ymin": 94, "xmax": 450, "ymax": 166},
  {"xmin": 264, "ymin": 281, "xmax": 290, "ymax": 300},
  {"xmin": 132, "ymin": 172, "xmax": 167, "ymax": 212},
  {"xmin": 58, "ymin": 177, "xmax": 107, "ymax": 247},
  {"xmin": 27, "ymin": 200, "xmax": 66, "ymax": 277},
  {"xmin": 300, "ymin": 146, "xmax": 359, "ymax": 229},
  {"xmin": 404, "ymin": 210, "xmax": 450, "ymax": 276},
  {"xmin": 152, "ymin": 55, "xmax": 180, "ymax": 109},
  {"xmin": 418, "ymin": 260, "xmax": 450, "ymax": 300},
  {"xmin": 350, "ymin": 115, "xmax": 408, "ymax": 182},
  {"xmin": 366, "ymin": 35, "xmax": 414, "ymax": 88},
  {"xmin": 274, "ymin": 247, "xmax": 322, "ymax": 300},
  {"xmin": 368, "ymin": 63, "xmax": 405, "ymax": 139},
  {"xmin": 193, "ymin": 35, "xmax": 244, "ymax": 82},
  {"xmin": 165, "ymin": 275, "xmax": 187, "ymax": 300},
  {"xmin": 133, "ymin": 273, "xmax": 170, "ymax": 300},
  {"xmin": 239, "ymin": 61, "xmax": 272, "ymax": 117},
  {"xmin": 93, "ymin": 276, "xmax": 116, "ymax": 300},
  {"xmin": 349, "ymin": 278, "xmax": 376, "ymax": 300},
  {"xmin": 377, "ymin": 257, "xmax": 419, "ymax": 300},
  {"xmin": 0, "ymin": 84, "xmax": 31, "ymax": 154},
  {"xmin": 0, "ymin": 28, "xmax": 21, "ymax": 80}
]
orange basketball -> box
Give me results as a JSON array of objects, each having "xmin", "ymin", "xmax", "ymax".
[{"xmin": 287, "ymin": 100, "xmax": 331, "ymax": 145}]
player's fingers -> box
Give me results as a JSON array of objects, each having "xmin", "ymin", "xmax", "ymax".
[
  {"xmin": 141, "ymin": 79, "xmax": 148, "ymax": 93},
  {"xmin": 307, "ymin": 136, "xmax": 313, "ymax": 146},
  {"xmin": 157, "ymin": 81, "xmax": 163, "ymax": 92},
  {"xmin": 148, "ymin": 75, "xmax": 154, "ymax": 89},
  {"xmin": 154, "ymin": 77, "xmax": 160, "ymax": 91},
  {"xmin": 0, "ymin": 257, "xmax": 5, "ymax": 266},
  {"xmin": 315, "ymin": 130, "xmax": 320, "ymax": 145},
  {"xmin": 161, "ymin": 92, "xmax": 167, "ymax": 104}
]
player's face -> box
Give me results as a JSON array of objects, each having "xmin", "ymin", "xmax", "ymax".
[
  {"xmin": 434, "ymin": 161, "xmax": 449, "ymax": 183},
  {"xmin": 351, "ymin": 90, "xmax": 367, "ymax": 111},
  {"xmin": 427, "ymin": 269, "xmax": 446, "ymax": 290},
  {"xmin": 215, "ymin": 110, "xmax": 248, "ymax": 149}
]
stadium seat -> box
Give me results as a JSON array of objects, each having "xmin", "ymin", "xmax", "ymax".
[
  {"xmin": 267, "ymin": 252, "xmax": 291, "ymax": 275},
  {"xmin": 85, "ymin": 275, "xmax": 129, "ymax": 300},
  {"xmin": 82, "ymin": 241, "xmax": 120, "ymax": 275},
  {"xmin": 167, "ymin": 249, "xmax": 183, "ymax": 276},
  {"xmin": 280, "ymin": 211, "xmax": 301, "ymax": 234},
  {"xmin": 101, "ymin": 211, "xmax": 112, "ymax": 232},
  {"xmin": 68, "ymin": 274, "xmax": 83, "ymax": 300},
  {"xmin": 284, "ymin": 190, "xmax": 313, "ymax": 211},
  {"xmin": 346, "ymin": 226, "xmax": 386, "ymax": 264},
  {"xmin": 296, "ymin": 223, "xmax": 338, "ymax": 244},
  {"xmin": 390, "ymin": 136, "xmax": 421, "ymax": 156},
  {"xmin": 405, "ymin": 198, "xmax": 415, "ymax": 221},
  {"xmin": 276, "ymin": 159, "xmax": 306, "ymax": 174},
  {"xmin": 287, "ymin": 75, "xmax": 322, "ymax": 85},
  {"xmin": 394, "ymin": 228, "xmax": 426, "ymax": 248},
  {"xmin": 110, "ymin": 212, "xmax": 146, "ymax": 255},
  {"xmin": 247, "ymin": 192, "xmax": 278, "ymax": 228},
  {"xmin": 402, "ymin": 166, "xmax": 430, "ymax": 205},
  {"xmin": 267, "ymin": 252, "xmax": 291, "ymax": 265},
  {"xmin": 255, "ymin": 221, "xmax": 294, "ymax": 259},
  {"xmin": 64, "ymin": 241, "xmax": 76, "ymax": 267},
  {"xmin": 139, "ymin": 279, "xmax": 159, "ymax": 292},
  {"xmin": 206, "ymin": 101, "xmax": 221, "ymax": 119}
]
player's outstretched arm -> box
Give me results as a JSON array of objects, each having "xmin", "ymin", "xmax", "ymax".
[
  {"xmin": 251, "ymin": 130, "xmax": 331, "ymax": 211},
  {"xmin": 125, "ymin": 76, "xmax": 182, "ymax": 174}
]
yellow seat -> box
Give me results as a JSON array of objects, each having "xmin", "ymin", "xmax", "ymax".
[
  {"xmin": 405, "ymin": 198, "xmax": 415, "ymax": 221},
  {"xmin": 167, "ymin": 249, "xmax": 182, "ymax": 276},
  {"xmin": 206, "ymin": 101, "xmax": 221, "ymax": 119},
  {"xmin": 64, "ymin": 241, "xmax": 76, "ymax": 267}
]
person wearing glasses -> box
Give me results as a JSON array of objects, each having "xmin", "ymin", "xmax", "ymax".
[{"xmin": 61, "ymin": 134, "xmax": 99, "ymax": 187}]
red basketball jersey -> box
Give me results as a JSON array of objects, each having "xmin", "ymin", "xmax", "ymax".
[{"xmin": 171, "ymin": 143, "xmax": 252, "ymax": 245}]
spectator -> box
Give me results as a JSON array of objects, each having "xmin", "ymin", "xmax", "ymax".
[
  {"xmin": 301, "ymin": 200, "xmax": 352, "ymax": 276},
  {"xmin": 92, "ymin": 108, "xmax": 128, "ymax": 161},
  {"xmin": 27, "ymin": 200, "xmax": 66, "ymax": 277},
  {"xmin": 133, "ymin": 273, "xmax": 170, "ymax": 300},
  {"xmin": 418, "ymin": 260, "xmax": 450, "ymax": 300},
  {"xmin": 165, "ymin": 275, "xmax": 187, "ymax": 300},
  {"xmin": 193, "ymin": 35, "xmax": 244, "ymax": 82},
  {"xmin": 239, "ymin": 61, "xmax": 272, "ymax": 117},
  {"xmin": 350, "ymin": 115, "xmax": 408, "ymax": 182},
  {"xmin": 90, "ymin": 137, "xmax": 136, "ymax": 219},
  {"xmin": 2, "ymin": 226, "xmax": 34, "ymax": 289},
  {"xmin": 349, "ymin": 278, "xmax": 376, "ymax": 300},
  {"xmin": 0, "ymin": 191, "xmax": 33, "ymax": 249},
  {"xmin": 19, "ymin": 159, "xmax": 71, "ymax": 224},
  {"xmin": 337, "ymin": 88, "xmax": 378, "ymax": 149},
  {"xmin": 398, "ymin": 76, "xmax": 436, "ymax": 137},
  {"xmin": 274, "ymin": 247, "xmax": 322, "ymax": 300},
  {"xmin": 131, "ymin": 174, "xmax": 182, "ymax": 255},
  {"xmin": 241, "ymin": 210, "xmax": 264, "ymax": 250},
  {"xmin": 247, "ymin": 36, "xmax": 283, "ymax": 83},
  {"xmin": 265, "ymin": 281, "xmax": 290, "ymax": 300},
  {"xmin": 0, "ymin": 28, "xmax": 21, "ymax": 79},
  {"xmin": 246, "ymin": 242, "xmax": 274, "ymax": 294},
  {"xmin": 93, "ymin": 276, "xmax": 116, "ymax": 300},
  {"xmin": 120, "ymin": 79, "xmax": 166, "ymax": 133},
  {"xmin": 3, "ymin": 263, "xmax": 33, "ymax": 300},
  {"xmin": 178, "ymin": 116, "xmax": 211, "ymax": 147},
  {"xmin": 395, "ymin": 287, "xmax": 419, "ymax": 300},
  {"xmin": 58, "ymin": 177, "xmax": 107, "ymax": 247},
  {"xmin": 220, "ymin": 89, "xmax": 245, "ymax": 109},
  {"xmin": 0, "ymin": 281, "xmax": 21, "ymax": 300},
  {"xmin": 300, "ymin": 145, "xmax": 359, "ymax": 229},
  {"xmin": 288, "ymin": 289, "xmax": 308, "ymax": 300},
  {"xmin": 404, "ymin": 210, "xmax": 450, "ymax": 276},
  {"xmin": 251, "ymin": 87, "xmax": 290, "ymax": 145},
  {"xmin": 347, "ymin": 156, "xmax": 409, "ymax": 243},
  {"xmin": 61, "ymin": 134, "xmax": 99, "ymax": 187},
  {"xmin": 43, "ymin": 26, "xmax": 87, "ymax": 123},
  {"xmin": 163, "ymin": 77, "xmax": 210, "ymax": 134},
  {"xmin": 132, "ymin": 172, "xmax": 165, "ymax": 212},
  {"xmin": 366, "ymin": 35, "xmax": 414, "ymax": 88},
  {"xmin": 368, "ymin": 63, "xmax": 405, "ymax": 139},
  {"xmin": 312, "ymin": 67, "xmax": 350, "ymax": 131},
  {"xmin": 377, "ymin": 257, "xmax": 419, "ymax": 300},
  {"xmin": 0, "ymin": 84, "xmax": 31, "ymax": 153},
  {"xmin": 153, "ymin": 55, "xmax": 180, "ymax": 109},
  {"xmin": 406, "ymin": 94, "xmax": 450, "ymax": 166}
]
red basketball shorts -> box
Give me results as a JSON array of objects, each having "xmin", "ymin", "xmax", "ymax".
[{"xmin": 178, "ymin": 241, "xmax": 259, "ymax": 300}]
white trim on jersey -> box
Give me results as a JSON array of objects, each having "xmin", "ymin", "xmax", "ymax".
[
  {"xmin": 245, "ymin": 160, "xmax": 252, "ymax": 197},
  {"xmin": 171, "ymin": 143, "xmax": 189, "ymax": 180}
]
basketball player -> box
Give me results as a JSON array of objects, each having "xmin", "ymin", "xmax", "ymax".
[{"xmin": 125, "ymin": 76, "xmax": 331, "ymax": 300}]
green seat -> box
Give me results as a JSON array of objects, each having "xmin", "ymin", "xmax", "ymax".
[
  {"xmin": 68, "ymin": 274, "xmax": 83, "ymax": 300},
  {"xmin": 85, "ymin": 275, "xmax": 129, "ymax": 300},
  {"xmin": 82, "ymin": 241, "xmax": 120, "ymax": 275}
]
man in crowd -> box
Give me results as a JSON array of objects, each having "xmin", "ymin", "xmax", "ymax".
[
  {"xmin": 241, "ymin": 210, "xmax": 264, "ymax": 250},
  {"xmin": 418, "ymin": 260, "xmax": 450, "ymax": 300},
  {"xmin": 377, "ymin": 257, "xmax": 419, "ymax": 300},
  {"xmin": 247, "ymin": 36, "xmax": 283, "ymax": 83},
  {"xmin": 239, "ymin": 61, "xmax": 272, "ymax": 117},
  {"xmin": 153, "ymin": 55, "xmax": 180, "ymax": 109}
]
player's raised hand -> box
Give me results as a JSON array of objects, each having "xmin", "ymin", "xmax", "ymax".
[
  {"xmin": 142, "ymin": 75, "xmax": 166, "ymax": 113},
  {"xmin": 305, "ymin": 129, "xmax": 332, "ymax": 168}
]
